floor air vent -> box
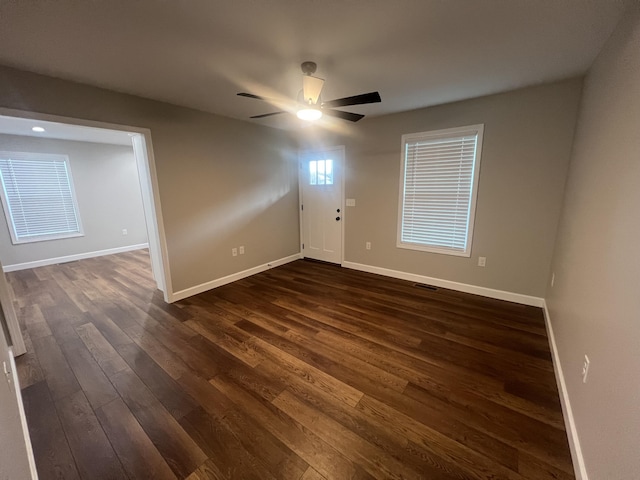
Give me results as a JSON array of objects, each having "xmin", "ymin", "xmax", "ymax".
[{"xmin": 414, "ymin": 283, "xmax": 438, "ymax": 291}]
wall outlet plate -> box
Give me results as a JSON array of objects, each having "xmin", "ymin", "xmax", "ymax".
[{"xmin": 478, "ymin": 256, "xmax": 486, "ymax": 267}]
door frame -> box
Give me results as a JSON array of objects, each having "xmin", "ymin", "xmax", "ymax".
[
  {"xmin": 0, "ymin": 107, "xmax": 172, "ymax": 303},
  {"xmin": 298, "ymin": 145, "xmax": 346, "ymax": 265},
  {"xmin": 0, "ymin": 316, "xmax": 37, "ymax": 480}
]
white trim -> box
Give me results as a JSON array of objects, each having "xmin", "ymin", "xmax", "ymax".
[
  {"xmin": 341, "ymin": 261, "xmax": 544, "ymax": 307},
  {"xmin": 8, "ymin": 347, "xmax": 39, "ymax": 479},
  {"xmin": 169, "ymin": 253, "xmax": 302, "ymax": 302},
  {"xmin": 2, "ymin": 243, "xmax": 149, "ymax": 272},
  {"xmin": 0, "ymin": 260, "xmax": 26, "ymax": 356},
  {"xmin": 131, "ymin": 134, "xmax": 166, "ymax": 294},
  {"xmin": 542, "ymin": 301, "xmax": 588, "ymax": 480}
]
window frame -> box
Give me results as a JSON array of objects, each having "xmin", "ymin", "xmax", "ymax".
[
  {"xmin": 0, "ymin": 151, "xmax": 84, "ymax": 245},
  {"xmin": 396, "ymin": 124, "xmax": 484, "ymax": 257}
]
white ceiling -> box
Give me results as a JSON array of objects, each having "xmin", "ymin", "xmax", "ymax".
[{"xmin": 0, "ymin": 1, "xmax": 633, "ymax": 128}]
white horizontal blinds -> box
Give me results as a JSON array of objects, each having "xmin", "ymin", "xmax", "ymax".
[
  {"xmin": 401, "ymin": 132, "xmax": 478, "ymax": 253},
  {"xmin": 0, "ymin": 153, "xmax": 81, "ymax": 243}
]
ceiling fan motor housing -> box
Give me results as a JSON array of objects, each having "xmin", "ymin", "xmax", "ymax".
[{"xmin": 301, "ymin": 61, "xmax": 317, "ymax": 75}]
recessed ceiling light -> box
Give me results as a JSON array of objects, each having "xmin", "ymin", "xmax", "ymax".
[{"xmin": 31, "ymin": 126, "xmax": 45, "ymax": 132}]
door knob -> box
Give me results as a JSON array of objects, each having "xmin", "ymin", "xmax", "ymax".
[{"xmin": 336, "ymin": 216, "xmax": 341, "ymax": 221}]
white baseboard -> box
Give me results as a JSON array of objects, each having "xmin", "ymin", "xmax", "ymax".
[
  {"xmin": 2, "ymin": 243, "xmax": 150, "ymax": 272},
  {"xmin": 341, "ymin": 261, "xmax": 544, "ymax": 307},
  {"xmin": 543, "ymin": 301, "xmax": 587, "ymax": 480},
  {"xmin": 169, "ymin": 253, "xmax": 303, "ymax": 302}
]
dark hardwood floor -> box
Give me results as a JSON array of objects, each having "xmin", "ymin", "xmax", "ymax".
[{"xmin": 11, "ymin": 250, "xmax": 575, "ymax": 479}]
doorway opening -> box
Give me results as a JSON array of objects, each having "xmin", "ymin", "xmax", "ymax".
[{"xmin": 0, "ymin": 108, "xmax": 170, "ymax": 355}]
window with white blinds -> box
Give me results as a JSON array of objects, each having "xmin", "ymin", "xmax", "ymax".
[
  {"xmin": 0, "ymin": 152, "xmax": 83, "ymax": 244},
  {"xmin": 397, "ymin": 125, "xmax": 483, "ymax": 256}
]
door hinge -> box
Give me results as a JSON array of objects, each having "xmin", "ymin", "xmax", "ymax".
[
  {"xmin": 301, "ymin": 204, "xmax": 304, "ymax": 211},
  {"xmin": 302, "ymin": 243, "xmax": 304, "ymax": 249}
]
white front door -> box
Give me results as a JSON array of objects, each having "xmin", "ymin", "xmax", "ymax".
[{"xmin": 300, "ymin": 146, "xmax": 344, "ymax": 264}]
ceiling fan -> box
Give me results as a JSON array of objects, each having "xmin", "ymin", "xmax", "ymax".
[{"xmin": 237, "ymin": 61, "xmax": 381, "ymax": 122}]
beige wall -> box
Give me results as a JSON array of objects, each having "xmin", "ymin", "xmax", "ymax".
[
  {"xmin": 547, "ymin": 8, "xmax": 640, "ymax": 480},
  {"xmin": 0, "ymin": 66, "xmax": 299, "ymax": 293},
  {"xmin": 302, "ymin": 79, "xmax": 582, "ymax": 297},
  {"xmin": 0, "ymin": 134, "xmax": 147, "ymax": 267}
]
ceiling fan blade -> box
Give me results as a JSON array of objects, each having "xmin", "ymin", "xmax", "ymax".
[
  {"xmin": 302, "ymin": 76, "xmax": 325, "ymax": 105},
  {"xmin": 322, "ymin": 109, "xmax": 365, "ymax": 122},
  {"xmin": 237, "ymin": 92, "xmax": 267, "ymax": 101},
  {"xmin": 250, "ymin": 111, "xmax": 286, "ymax": 119},
  {"xmin": 322, "ymin": 91, "xmax": 381, "ymax": 108}
]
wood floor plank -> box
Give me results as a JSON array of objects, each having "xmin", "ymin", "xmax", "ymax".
[
  {"xmin": 314, "ymin": 328, "xmax": 563, "ymax": 428},
  {"xmin": 59, "ymin": 338, "xmax": 119, "ymax": 410},
  {"xmin": 21, "ymin": 381, "xmax": 81, "ymax": 480},
  {"xmin": 116, "ymin": 341, "xmax": 198, "ymax": 420},
  {"xmin": 184, "ymin": 459, "xmax": 228, "ymax": 480},
  {"xmin": 179, "ymin": 406, "xmax": 278, "ymax": 480},
  {"xmin": 13, "ymin": 252, "xmax": 574, "ymax": 480},
  {"xmin": 185, "ymin": 316, "xmax": 264, "ymax": 368},
  {"xmin": 248, "ymin": 332, "xmax": 364, "ymax": 407},
  {"xmin": 75, "ymin": 322, "xmax": 129, "ymax": 377},
  {"xmin": 31, "ymin": 334, "xmax": 81, "ymax": 401},
  {"xmin": 87, "ymin": 308, "xmax": 136, "ymax": 348},
  {"xmin": 301, "ymin": 467, "xmax": 327, "ymax": 480},
  {"xmin": 210, "ymin": 372, "xmax": 362, "ymax": 480},
  {"xmin": 273, "ymin": 389, "xmax": 442, "ymax": 480},
  {"xmin": 54, "ymin": 390, "xmax": 127, "ymax": 479},
  {"xmin": 19, "ymin": 304, "xmax": 52, "ymax": 340},
  {"xmin": 221, "ymin": 406, "xmax": 309, "ymax": 479},
  {"xmin": 96, "ymin": 398, "xmax": 178, "ymax": 480},
  {"xmin": 355, "ymin": 394, "xmax": 526, "ymax": 480},
  {"xmin": 110, "ymin": 368, "xmax": 208, "ymax": 478},
  {"xmin": 175, "ymin": 372, "xmax": 234, "ymax": 417},
  {"xmin": 404, "ymin": 381, "xmax": 573, "ymax": 473},
  {"xmin": 256, "ymin": 358, "xmax": 460, "ymax": 479},
  {"xmin": 125, "ymin": 322, "xmax": 191, "ymax": 380}
]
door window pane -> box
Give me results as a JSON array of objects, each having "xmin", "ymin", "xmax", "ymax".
[{"xmin": 309, "ymin": 159, "xmax": 333, "ymax": 186}]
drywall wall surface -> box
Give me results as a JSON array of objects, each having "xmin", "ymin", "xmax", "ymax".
[
  {"xmin": 301, "ymin": 79, "xmax": 582, "ymax": 297},
  {"xmin": 0, "ymin": 66, "xmax": 300, "ymax": 292},
  {"xmin": 0, "ymin": 134, "xmax": 147, "ymax": 266},
  {"xmin": 546, "ymin": 7, "xmax": 640, "ymax": 480}
]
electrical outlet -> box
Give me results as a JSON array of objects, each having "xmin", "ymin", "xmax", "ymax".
[
  {"xmin": 551, "ymin": 273, "xmax": 555, "ymax": 287},
  {"xmin": 365, "ymin": 241, "xmax": 371, "ymax": 250},
  {"xmin": 582, "ymin": 355, "xmax": 590, "ymax": 383},
  {"xmin": 346, "ymin": 198, "xmax": 356, "ymax": 207},
  {"xmin": 478, "ymin": 256, "xmax": 486, "ymax": 267},
  {"xmin": 239, "ymin": 246, "xmax": 245, "ymax": 255},
  {"xmin": 122, "ymin": 228, "xmax": 128, "ymax": 236},
  {"xmin": 232, "ymin": 248, "xmax": 238, "ymax": 257}
]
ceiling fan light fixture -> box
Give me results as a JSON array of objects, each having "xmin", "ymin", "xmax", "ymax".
[{"xmin": 297, "ymin": 107, "xmax": 322, "ymax": 121}]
